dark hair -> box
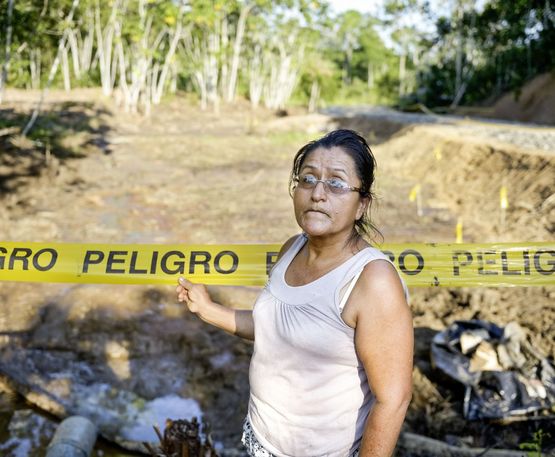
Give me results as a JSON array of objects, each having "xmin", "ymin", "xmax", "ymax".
[{"xmin": 289, "ymin": 129, "xmax": 382, "ymax": 243}]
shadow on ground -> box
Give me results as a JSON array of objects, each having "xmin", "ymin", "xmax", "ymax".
[{"xmin": 0, "ymin": 102, "xmax": 112, "ymax": 196}]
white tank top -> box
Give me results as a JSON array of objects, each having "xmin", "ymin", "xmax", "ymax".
[{"xmin": 248, "ymin": 234, "xmax": 408, "ymax": 457}]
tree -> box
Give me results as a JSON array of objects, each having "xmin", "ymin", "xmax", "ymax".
[{"xmin": 0, "ymin": 0, "xmax": 15, "ymax": 104}]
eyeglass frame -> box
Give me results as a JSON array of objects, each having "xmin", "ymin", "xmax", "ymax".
[{"xmin": 293, "ymin": 173, "xmax": 368, "ymax": 196}]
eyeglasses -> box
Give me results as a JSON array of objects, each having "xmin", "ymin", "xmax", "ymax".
[{"xmin": 294, "ymin": 173, "xmax": 364, "ymax": 195}]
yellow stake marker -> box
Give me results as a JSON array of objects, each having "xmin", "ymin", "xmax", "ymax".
[
  {"xmin": 500, "ymin": 185, "xmax": 508, "ymax": 209},
  {"xmin": 433, "ymin": 144, "xmax": 442, "ymax": 161},
  {"xmin": 409, "ymin": 184, "xmax": 421, "ymax": 202},
  {"xmin": 456, "ymin": 217, "xmax": 463, "ymax": 244},
  {"xmin": 408, "ymin": 184, "xmax": 423, "ymax": 216}
]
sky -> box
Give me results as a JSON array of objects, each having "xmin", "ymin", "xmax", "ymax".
[
  {"xmin": 326, "ymin": 0, "xmax": 382, "ymax": 16},
  {"xmin": 326, "ymin": 0, "xmax": 488, "ymax": 19},
  {"xmin": 325, "ymin": 0, "xmax": 487, "ymax": 49},
  {"xmin": 325, "ymin": 0, "xmax": 425, "ymax": 49}
]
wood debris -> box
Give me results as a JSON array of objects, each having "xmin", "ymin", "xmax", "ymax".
[{"xmin": 143, "ymin": 417, "xmax": 219, "ymax": 457}]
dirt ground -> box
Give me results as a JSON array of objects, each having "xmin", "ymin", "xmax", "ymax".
[
  {"xmin": 492, "ymin": 72, "xmax": 555, "ymax": 126},
  {"xmin": 0, "ymin": 89, "xmax": 554, "ymax": 455}
]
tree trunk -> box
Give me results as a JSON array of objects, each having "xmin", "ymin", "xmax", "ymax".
[
  {"xmin": 207, "ymin": 31, "xmax": 220, "ymax": 114},
  {"xmin": 115, "ymin": 23, "xmax": 130, "ymax": 109},
  {"xmin": 367, "ymin": 62, "xmax": 374, "ymax": 88},
  {"xmin": 95, "ymin": 0, "xmax": 120, "ymax": 96},
  {"xmin": 195, "ymin": 70, "xmax": 208, "ymax": 110},
  {"xmin": 22, "ymin": 0, "xmax": 81, "ymax": 136},
  {"xmin": 248, "ymin": 43, "xmax": 264, "ymax": 108},
  {"xmin": 225, "ymin": 3, "xmax": 254, "ymax": 103},
  {"xmin": 343, "ymin": 47, "xmax": 352, "ymax": 86},
  {"xmin": 153, "ymin": 21, "xmax": 182, "ymax": 104},
  {"xmin": 81, "ymin": 11, "xmax": 94, "ymax": 73},
  {"xmin": 29, "ymin": 49, "xmax": 42, "ymax": 90},
  {"xmin": 181, "ymin": 32, "xmax": 209, "ymax": 110},
  {"xmin": 220, "ymin": 15, "xmax": 229, "ymax": 99},
  {"xmin": 67, "ymin": 29, "xmax": 81, "ymax": 78},
  {"xmin": 264, "ymin": 38, "xmax": 302, "ymax": 110},
  {"xmin": 308, "ymin": 80, "xmax": 320, "ymax": 113},
  {"xmin": 450, "ymin": 69, "xmax": 473, "ymax": 108},
  {"xmin": 169, "ymin": 63, "xmax": 177, "ymax": 94},
  {"xmin": 61, "ymin": 45, "xmax": 71, "ymax": 91},
  {"xmin": 0, "ymin": 0, "xmax": 15, "ymax": 104},
  {"xmin": 398, "ymin": 53, "xmax": 406, "ymax": 97},
  {"xmin": 454, "ymin": 4, "xmax": 464, "ymax": 104}
]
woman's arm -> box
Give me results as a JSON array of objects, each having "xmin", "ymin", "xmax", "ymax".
[
  {"xmin": 176, "ymin": 235, "xmax": 300, "ymax": 341},
  {"xmin": 350, "ymin": 260, "xmax": 414, "ymax": 457},
  {"xmin": 177, "ymin": 277, "xmax": 255, "ymax": 340}
]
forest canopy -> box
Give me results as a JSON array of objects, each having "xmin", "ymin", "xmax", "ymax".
[{"xmin": 0, "ymin": 0, "xmax": 553, "ymax": 113}]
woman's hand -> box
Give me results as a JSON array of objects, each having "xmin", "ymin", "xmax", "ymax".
[
  {"xmin": 176, "ymin": 276, "xmax": 255, "ymax": 341},
  {"xmin": 176, "ymin": 276, "xmax": 213, "ymax": 314}
]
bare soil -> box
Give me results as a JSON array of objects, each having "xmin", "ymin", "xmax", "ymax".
[
  {"xmin": 0, "ymin": 89, "xmax": 554, "ymax": 455},
  {"xmin": 492, "ymin": 72, "xmax": 555, "ymax": 126}
]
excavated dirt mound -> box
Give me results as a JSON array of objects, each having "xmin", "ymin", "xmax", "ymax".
[{"xmin": 492, "ymin": 72, "xmax": 555, "ymax": 125}]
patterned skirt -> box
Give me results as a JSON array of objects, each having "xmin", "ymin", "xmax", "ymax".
[{"xmin": 241, "ymin": 417, "xmax": 359, "ymax": 457}]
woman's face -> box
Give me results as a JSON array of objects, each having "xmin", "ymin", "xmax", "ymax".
[{"xmin": 293, "ymin": 146, "xmax": 368, "ymax": 239}]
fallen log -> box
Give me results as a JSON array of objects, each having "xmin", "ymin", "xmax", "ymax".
[
  {"xmin": 0, "ymin": 126, "xmax": 19, "ymax": 137},
  {"xmin": 398, "ymin": 432, "xmax": 527, "ymax": 457}
]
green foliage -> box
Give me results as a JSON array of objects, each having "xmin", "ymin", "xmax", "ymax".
[
  {"xmin": 2, "ymin": 0, "xmax": 553, "ymax": 110},
  {"xmin": 413, "ymin": 0, "xmax": 555, "ymax": 108},
  {"xmin": 519, "ymin": 429, "xmax": 549, "ymax": 457},
  {"xmin": 0, "ymin": 0, "xmax": 400, "ymax": 107}
]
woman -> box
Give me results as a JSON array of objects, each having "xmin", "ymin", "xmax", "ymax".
[{"xmin": 176, "ymin": 129, "xmax": 413, "ymax": 457}]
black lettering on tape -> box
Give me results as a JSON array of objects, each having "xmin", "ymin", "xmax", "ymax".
[
  {"xmin": 0, "ymin": 247, "xmax": 7, "ymax": 269},
  {"xmin": 150, "ymin": 251, "xmax": 159, "ymax": 274},
  {"xmin": 398, "ymin": 249, "xmax": 424, "ymax": 276},
  {"xmin": 129, "ymin": 251, "xmax": 148, "ymax": 274},
  {"xmin": 82, "ymin": 250, "xmax": 105, "ymax": 273},
  {"xmin": 9, "ymin": 248, "xmax": 32, "ymax": 270},
  {"xmin": 266, "ymin": 252, "xmax": 279, "ymax": 275},
  {"xmin": 161, "ymin": 251, "xmax": 185, "ymax": 275},
  {"xmin": 501, "ymin": 251, "xmax": 520, "ymax": 276},
  {"xmin": 534, "ymin": 250, "xmax": 555, "ymax": 275},
  {"xmin": 214, "ymin": 251, "xmax": 239, "ymax": 274},
  {"xmin": 33, "ymin": 248, "xmax": 57, "ymax": 271},
  {"xmin": 523, "ymin": 250, "xmax": 530, "ymax": 275},
  {"xmin": 381, "ymin": 250, "xmax": 395, "ymax": 263},
  {"xmin": 452, "ymin": 250, "xmax": 472, "ymax": 276},
  {"xmin": 189, "ymin": 251, "xmax": 212, "ymax": 274},
  {"xmin": 106, "ymin": 251, "xmax": 127, "ymax": 274},
  {"xmin": 477, "ymin": 250, "xmax": 498, "ymax": 275}
]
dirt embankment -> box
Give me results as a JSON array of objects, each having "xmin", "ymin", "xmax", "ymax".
[
  {"xmin": 379, "ymin": 124, "xmax": 555, "ymax": 243},
  {"xmin": 492, "ymin": 72, "xmax": 555, "ymax": 125}
]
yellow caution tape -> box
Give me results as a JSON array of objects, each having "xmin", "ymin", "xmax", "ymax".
[{"xmin": 1, "ymin": 242, "xmax": 554, "ymax": 287}]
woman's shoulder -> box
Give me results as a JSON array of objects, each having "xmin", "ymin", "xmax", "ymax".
[
  {"xmin": 357, "ymin": 255, "xmax": 408, "ymax": 303},
  {"xmin": 276, "ymin": 234, "xmax": 304, "ymax": 261}
]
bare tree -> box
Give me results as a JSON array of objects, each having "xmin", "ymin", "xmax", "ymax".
[
  {"xmin": 248, "ymin": 41, "xmax": 265, "ymax": 108},
  {"xmin": 0, "ymin": 0, "xmax": 15, "ymax": 104},
  {"xmin": 96, "ymin": 0, "xmax": 121, "ymax": 96},
  {"xmin": 263, "ymin": 33, "xmax": 303, "ymax": 110},
  {"xmin": 152, "ymin": 15, "xmax": 183, "ymax": 104},
  {"xmin": 181, "ymin": 24, "xmax": 221, "ymax": 112},
  {"xmin": 22, "ymin": 0, "xmax": 81, "ymax": 136},
  {"xmin": 225, "ymin": 2, "xmax": 254, "ymax": 103}
]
